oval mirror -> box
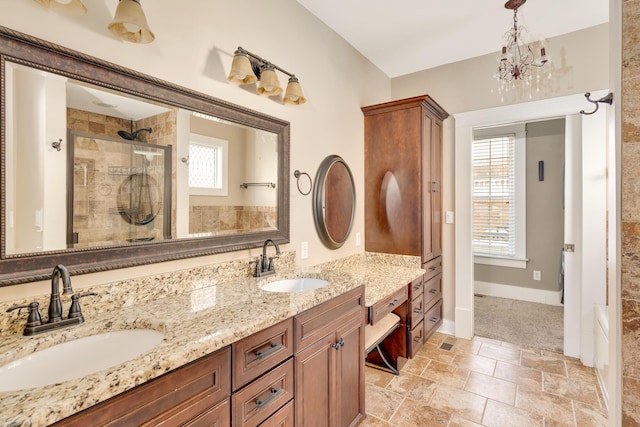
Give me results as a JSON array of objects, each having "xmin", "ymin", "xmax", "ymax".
[{"xmin": 312, "ymin": 155, "xmax": 355, "ymax": 249}]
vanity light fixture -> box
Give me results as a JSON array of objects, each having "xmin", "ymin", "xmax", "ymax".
[
  {"xmin": 227, "ymin": 47, "xmax": 306, "ymax": 105},
  {"xmin": 108, "ymin": 0, "xmax": 155, "ymax": 44},
  {"xmin": 33, "ymin": 0, "xmax": 87, "ymax": 15},
  {"xmin": 495, "ymin": 0, "xmax": 550, "ymax": 85}
]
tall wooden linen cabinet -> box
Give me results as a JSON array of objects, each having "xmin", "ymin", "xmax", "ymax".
[{"xmin": 362, "ymin": 95, "xmax": 449, "ymax": 345}]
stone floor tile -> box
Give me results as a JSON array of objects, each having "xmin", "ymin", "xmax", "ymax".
[
  {"xmin": 388, "ymin": 398, "xmax": 451, "ymax": 426},
  {"xmin": 465, "ymin": 371, "xmax": 517, "ymax": 405},
  {"xmin": 429, "ymin": 384, "xmax": 487, "ymax": 424},
  {"xmin": 566, "ymin": 359, "xmax": 600, "ymax": 387},
  {"xmin": 386, "ymin": 372, "xmax": 438, "ymax": 401},
  {"xmin": 448, "ymin": 416, "xmax": 484, "ymax": 426},
  {"xmin": 365, "ymin": 365, "xmax": 395, "ymax": 388},
  {"xmin": 574, "ymin": 401, "xmax": 608, "ymax": 427},
  {"xmin": 515, "ymin": 388, "xmax": 575, "ymax": 425},
  {"xmin": 478, "ymin": 342, "xmax": 522, "ymax": 365},
  {"xmin": 482, "ymin": 398, "xmax": 544, "ymax": 427},
  {"xmin": 420, "ymin": 359, "xmax": 470, "ymax": 389},
  {"xmin": 450, "ymin": 339, "xmax": 482, "ymax": 355},
  {"xmin": 543, "ymin": 372, "xmax": 601, "ymax": 408},
  {"xmin": 452, "ymin": 352, "xmax": 497, "ymax": 376},
  {"xmin": 521, "ymin": 351, "xmax": 568, "ymax": 376},
  {"xmin": 365, "ymin": 383, "xmax": 404, "ymax": 421},
  {"xmin": 400, "ymin": 355, "xmax": 430, "ymax": 376},
  {"xmin": 416, "ymin": 344, "xmax": 456, "ymax": 364},
  {"xmin": 357, "ymin": 414, "xmax": 392, "ymax": 426},
  {"xmin": 493, "ymin": 360, "xmax": 543, "ymax": 392}
]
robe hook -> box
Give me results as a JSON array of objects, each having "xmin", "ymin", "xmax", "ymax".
[{"xmin": 580, "ymin": 92, "xmax": 613, "ymax": 115}]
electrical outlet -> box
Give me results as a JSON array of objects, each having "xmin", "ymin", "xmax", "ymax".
[
  {"xmin": 533, "ymin": 270, "xmax": 541, "ymax": 281},
  {"xmin": 355, "ymin": 232, "xmax": 361, "ymax": 246},
  {"xmin": 301, "ymin": 241, "xmax": 309, "ymax": 259},
  {"xmin": 445, "ymin": 211, "xmax": 455, "ymax": 224}
]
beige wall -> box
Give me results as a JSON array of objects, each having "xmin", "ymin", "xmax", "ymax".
[
  {"xmin": 0, "ymin": 0, "xmax": 390, "ymax": 301},
  {"xmin": 392, "ymin": 24, "xmax": 609, "ymax": 326},
  {"xmin": 475, "ymin": 119, "xmax": 566, "ymax": 292}
]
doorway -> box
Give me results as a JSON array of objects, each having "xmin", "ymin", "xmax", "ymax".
[{"xmin": 453, "ymin": 91, "xmax": 609, "ymax": 365}]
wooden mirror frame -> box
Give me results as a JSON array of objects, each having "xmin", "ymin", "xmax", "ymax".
[
  {"xmin": 0, "ymin": 26, "xmax": 290, "ymax": 285},
  {"xmin": 312, "ymin": 155, "xmax": 355, "ymax": 249}
]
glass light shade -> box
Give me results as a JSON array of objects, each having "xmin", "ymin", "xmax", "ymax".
[
  {"xmin": 108, "ymin": 0, "xmax": 155, "ymax": 44},
  {"xmin": 33, "ymin": 0, "xmax": 87, "ymax": 15},
  {"xmin": 227, "ymin": 54, "xmax": 257, "ymax": 85},
  {"xmin": 256, "ymin": 67, "xmax": 282, "ymax": 96},
  {"xmin": 283, "ymin": 77, "xmax": 306, "ymax": 105}
]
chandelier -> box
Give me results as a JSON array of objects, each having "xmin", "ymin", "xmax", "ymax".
[{"xmin": 496, "ymin": 0, "xmax": 550, "ymax": 83}]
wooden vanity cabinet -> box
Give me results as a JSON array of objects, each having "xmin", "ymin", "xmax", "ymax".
[
  {"xmin": 294, "ymin": 286, "xmax": 365, "ymax": 427},
  {"xmin": 408, "ymin": 275, "xmax": 425, "ymax": 357},
  {"xmin": 231, "ymin": 318, "xmax": 294, "ymax": 427},
  {"xmin": 53, "ymin": 347, "xmax": 231, "ymax": 427},
  {"xmin": 362, "ymin": 95, "xmax": 448, "ymax": 342}
]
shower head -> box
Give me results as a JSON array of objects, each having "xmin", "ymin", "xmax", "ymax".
[{"xmin": 117, "ymin": 127, "xmax": 153, "ymax": 141}]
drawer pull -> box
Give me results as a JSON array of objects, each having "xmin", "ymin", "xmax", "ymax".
[
  {"xmin": 429, "ymin": 289, "xmax": 438, "ymax": 294},
  {"xmin": 388, "ymin": 299, "xmax": 400, "ymax": 307},
  {"xmin": 255, "ymin": 342, "xmax": 282, "ymax": 359},
  {"xmin": 255, "ymin": 387, "xmax": 284, "ymax": 408},
  {"xmin": 331, "ymin": 338, "xmax": 345, "ymax": 350},
  {"xmin": 429, "ymin": 317, "xmax": 439, "ymax": 323},
  {"xmin": 414, "ymin": 284, "xmax": 423, "ymax": 290},
  {"xmin": 414, "ymin": 308, "xmax": 423, "ymax": 315},
  {"xmin": 414, "ymin": 335, "xmax": 423, "ymax": 343},
  {"xmin": 429, "ymin": 266, "xmax": 438, "ymax": 271}
]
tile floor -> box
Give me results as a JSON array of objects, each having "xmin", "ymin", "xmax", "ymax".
[{"xmin": 361, "ymin": 333, "xmax": 608, "ymax": 426}]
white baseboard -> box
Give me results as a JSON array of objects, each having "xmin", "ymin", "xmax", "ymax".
[
  {"xmin": 454, "ymin": 306, "xmax": 474, "ymax": 339},
  {"xmin": 437, "ymin": 319, "xmax": 455, "ymax": 336},
  {"xmin": 474, "ymin": 281, "xmax": 563, "ymax": 306}
]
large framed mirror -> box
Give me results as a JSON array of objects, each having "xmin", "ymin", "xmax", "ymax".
[
  {"xmin": 312, "ymin": 155, "xmax": 355, "ymax": 249},
  {"xmin": 0, "ymin": 26, "xmax": 289, "ymax": 285}
]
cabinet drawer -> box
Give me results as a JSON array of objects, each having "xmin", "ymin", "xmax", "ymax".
[
  {"xmin": 55, "ymin": 347, "xmax": 231, "ymax": 427},
  {"xmin": 231, "ymin": 359, "xmax": 294, "ymax": 427},
  {"xmin": 424, "ymin": 273, "xmax": 442, "ymax": 307},
  {"xmin": 295, "ymin": 286, "xmax": 365, "ymax": 353},
  {"xmin": 368, "ymin": 285, "xmax": 408, "ymax": 325},
  {"xmin": 423, "ymin": 256, "xmax": 442, "ymax": 280},
  {"xmin": 408, "ymin": 275, "xmax": 424, "ymax": 301},
  {"xmin": 232, "ymin": 318, "xmax": 294, "ymax": 390},
  {"xmin": 409, "ymin": 320, "xmax": 425, "ymax": 358},
  {"xmin": 424, "ymin": 299, "xmax": 443, "ymax": 337},
  {"xmin": 259, "ymin": 400, "xmax": 294, "ymax": 427},
  {"xmin": 409, "ymin": 296, "xmax": 425, "ymax": 329},
  {"xmin": 182, "ymin": 397, "xmax": 230, "ymax": 427}
]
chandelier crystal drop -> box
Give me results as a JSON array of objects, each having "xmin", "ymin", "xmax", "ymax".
[{"xmin": 495, "ymin": 0, "xmax": 550, "ymax": 87}]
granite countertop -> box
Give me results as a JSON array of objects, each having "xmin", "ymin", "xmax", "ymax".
[{"xmin": 0, "ymin": 255, "xmax": 424, "ymax": 427}]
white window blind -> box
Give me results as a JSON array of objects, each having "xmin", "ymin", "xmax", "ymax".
[
  {"xmin": 472, "ymin": 134, "xmax": 516, "ymax": 257},
  {"xmin": 189, "ymin": 143, "xmax": 220, "ymax": 189}
]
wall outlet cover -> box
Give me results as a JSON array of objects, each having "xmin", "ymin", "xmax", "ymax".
[{"xmin": 301, "ymin": 241, "xmax": 309, "ymax": 259}]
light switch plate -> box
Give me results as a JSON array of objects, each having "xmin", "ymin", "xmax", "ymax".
[
  {"xmin": 445, "ymin": 211, "xmax": 455, "ymax": 224},
  {"xmin": 355, "ymin": 232, "xmax": 361, "ymax": 246}
]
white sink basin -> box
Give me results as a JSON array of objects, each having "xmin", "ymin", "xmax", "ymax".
[
  {"xmin": 0, "ymin": 329, "xmax": 164, "ymax": 392},
  {"xmin": 261, "ymin": 278, "xmax": 330, "ymax": 293}
]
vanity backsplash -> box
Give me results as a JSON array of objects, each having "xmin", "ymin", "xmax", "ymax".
[{"xmin": 0, "ymin": 251, "xmax": 297, "ymax": 336}]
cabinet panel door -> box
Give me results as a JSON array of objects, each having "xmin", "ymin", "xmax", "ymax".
[
  {"xmin": 295, "ymin": 335, "xmax": 335, "ymax": 426},
  {"xmin": 336, "ymin": 316, "xmax": 365, "ymax": 427},
  {"xmin": 422, "ymin": 113, "xmax": 434, "ymax": 261},
  {"xmin": 430, "ymin": 118, "xmax": 443, "ymax": 259},
  {"xmin": 364, "ymin": 106, "xmax": 422, "ymax": 256},
  {"xmin": 182, "ymin": 397, "xmax": 230, "ymax": 427}
]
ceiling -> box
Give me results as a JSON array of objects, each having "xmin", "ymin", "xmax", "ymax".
[{"xmin": 295, "ymin": 0, "xmax": 609, "ymax": 78}]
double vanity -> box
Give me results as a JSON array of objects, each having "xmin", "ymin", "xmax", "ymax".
[{"xmin": 0, "ymin": 252, "xmax": 425, "ymax": 426}]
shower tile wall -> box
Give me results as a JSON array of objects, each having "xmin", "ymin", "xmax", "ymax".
[
  {"xmin": 67, "ymin": 108, "xmax": 177, "ymax": 247},
  {"xmin": 188, "ymin": 205, "xmax": 276, "ymax": 235},
  {"xmin": 622, "ymin": 0, "xmax": 640, "ymax": 423}
]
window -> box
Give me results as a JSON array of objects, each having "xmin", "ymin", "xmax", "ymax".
[
  {"xmin": 472, "ymin": 124, "xmax": 526, "ymax": 268},
  {"xmin": 188, "ymin": 133, "xmax": 228, "ymax": 196}
]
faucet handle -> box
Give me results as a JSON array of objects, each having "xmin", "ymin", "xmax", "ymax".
[
  {"xmin": 68, "ymin": 292, "xmax": 97, "ymax": 320},
  {"xmin": 6, "ymin": 302, "xmax": 43, "ymax": 328}
]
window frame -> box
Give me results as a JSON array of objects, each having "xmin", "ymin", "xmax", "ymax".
[
  {"xmin": 188, "ymin": 133, "xmax": 229, "ymax": 197},
  {"xmin": 472, "ymin": 123, "xmax": 527, "ymax": 269}
]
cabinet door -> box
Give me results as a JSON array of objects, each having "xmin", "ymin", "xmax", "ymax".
[
  {"xmin": 295, "ymin": 335, "xmax": 335, "ymax": 426},
  {"xmin": 422, "ymin": 112, "xmax": 434, "ymax": 262},
  {"xmin": 430, "ymin": 117, "xmax": 443, "ymax": 259},
  {"xmin": 335, "ymin": 316, "xmax": 365, "ymax": 427}
]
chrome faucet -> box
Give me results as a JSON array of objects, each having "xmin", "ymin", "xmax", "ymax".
[
  {"xmin": 6, "ymin": 264, "xmax": 96, "ymax": 336},
  {"xmin": 254, "ymin": 239, "xmax": 281, "ymax": 277}
]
